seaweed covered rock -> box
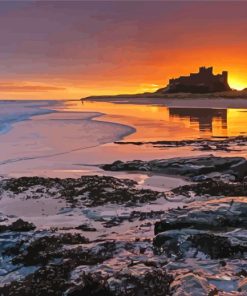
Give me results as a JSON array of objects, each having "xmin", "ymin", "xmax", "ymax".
[
  {"xmin": 0, "ymin": 262, "xmax": 73, "ymax": 296},
  {"xmin": 0, "ymin": 175, "xmax": 162, "ymax": 207},
  {"xmin": 0, "ymin": 237, "xmax": 120, "ymax": 296},
  {"xmin": 154, "ymin": 197, "xmax": 247, "ymax": 260},
  {"xmin": 0, "ymin": 236, "xmax": 173, "ymax": 296},
  {"xmin": 154, "ymin": 197, "xmax": 247, "ymax": 234},
  {"xmin": 172, "ymin": 179, "xmax": 247, "ymax": 197},
  {"xmin": 65, "ymin": 273, "xmax": 114, "ymax": 296},
  {"xmin": 0, "ymin": 219, "xmax": 36, "ymax": 233},
  {"xmin": 188, "ymin": 233, "xmax": 247, "ymax": 259},
  {"xmin": 11, "ymin": 233, "xmax": 90, "ymax": 266},
  {"xmin": 66, "ymin": 265, "xmax": 173, "ymax": 296}
]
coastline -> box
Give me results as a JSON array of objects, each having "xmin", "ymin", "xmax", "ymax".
[
  {"xmin": 0, "ymin": 100, "xmax": 56, "ymax": 135},
  {"xmin": 0, "ymin": 101, "xmax": 136, "ymax": 176},
  {"xmin": 84, "ymin": 96, "xmax": 247, "ymax": 109}
]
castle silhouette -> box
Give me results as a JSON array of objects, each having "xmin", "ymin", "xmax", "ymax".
[{"xmin": 157, "ymin": 67, "xmax": 231, "ymax": 93}]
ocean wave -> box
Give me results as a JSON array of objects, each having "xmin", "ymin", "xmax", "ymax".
[{"xmin": 0, "ymin": 100, "xmax": 56, "ymax": 135}]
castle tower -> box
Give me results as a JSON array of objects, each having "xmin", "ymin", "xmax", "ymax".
[
  {"xmin": 199, "ymin": 67, "xmax": 213, "ymax": 75},
  {"xmin": 222, "ymin": 71, "xmax": 228, "ymax": 84}
]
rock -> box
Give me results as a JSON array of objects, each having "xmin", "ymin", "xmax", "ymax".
[
  {"xmin": 75, "ymin": 224, "xmax": 97, "ymax": 232},
  {"xmin": 9, "ymin": 219, "xmax": 36, "ymax": 232},
  {"xmin": 11, "ymin": 233, "xmax": 90, "ymax": 266},
  {"xmin": 238, "ymin": 278, "xmax": 247, "ymax": 292},
  {"xmin": 171, "ymin": 273, "xmax": 212, "ymax": 296},
  {"xmin": 154, "ymin": 197, "xmax": 247, "ymax": 260},
  {"xmin": 65, "ymin": 273, "xmax": 113, "ymax": 296},
  {"xmin": 67, "ymin": 265, "xmax": 173, "ymax": 296},
  {"xmin": 1, "ymin": 262, "xmax": 73, "ymax": 296},
  {"xmin": 0, "ymin": 219, "xmax": 36, "ymax": 233},
  {"xmin": 172, "ymin": 179, "xmax": 247, "ymax": 197},
  {"xmin": 115, "ymin": 136, "xmax": 247, "ymax": 153},
  {"xmin": 154, "ymin": 229, "xmax": 203, "ymax": 258},
  {"xmin": 188, "ymin": 233, "xmax": 247, "ymax": 259},
  {"xmin": 108, "ymin": 266, "xmax": 172, "ymax": 296},
  {"xmin": 0, "ymin": 237, "xmax": 121, "ymax": 295},
  {"xmin": 102, "ymin": 156, "xmax": 247, "ymax": 181},
  {"xmin": 155, "ymin": 197, "xmax": 247, "ymax": 234}
]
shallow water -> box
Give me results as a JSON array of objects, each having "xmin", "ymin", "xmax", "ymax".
[
  {"xmin": 62, "ymin": 100, "xmax": 247, "ymax": 140},
  {"xmin": 1, "ymin": 99, "xmax": 247, "ymax": 177}
]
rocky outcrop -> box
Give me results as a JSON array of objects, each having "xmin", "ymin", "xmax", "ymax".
[
  {"xmin": 153, "ymin": 197, "xmax": 247, "ymax": 294},
  {"xmin": 102, "ymin": 155, "xmax": 247, "ymax": 181},
  {"xmin": 154, "ymin": 197, "xmax": 247, "ymax": 235},
  {"xmin": 154, "ymin": 197, "xmax": 247, "ymax": 259},
  {"xmin": 1, "ymin": 232, "xmax": 173, "ymax": 296}
]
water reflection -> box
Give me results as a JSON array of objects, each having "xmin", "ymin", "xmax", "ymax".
[
  {"xmin": 60, "ymin": 101, "xmax": 247, "ymax": 141},
  {"xmin": 169, "ymin": 108, "xmax": 227, "ymax": 133}
]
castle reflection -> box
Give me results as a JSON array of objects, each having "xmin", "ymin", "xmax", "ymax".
[{"xmin": 169, "ymin": 108, "xmax": 228, "ymax": 136}]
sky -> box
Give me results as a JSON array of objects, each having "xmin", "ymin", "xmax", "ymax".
[{"xmin": 0, "ymin": 1, "xmax": 247, "ymax": 100}]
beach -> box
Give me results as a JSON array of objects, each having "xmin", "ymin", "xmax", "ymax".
[{"xmin": 1, "ymin": 98, "xmax": 247, "ymax": 294}]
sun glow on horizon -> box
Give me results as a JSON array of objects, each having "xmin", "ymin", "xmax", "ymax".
[{"xmin": 229, "ymin": 77, "xmax": 247, "ymax": 91}]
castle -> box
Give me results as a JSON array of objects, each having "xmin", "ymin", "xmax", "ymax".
[{"xmin": 158, "ymin": 67, "xmax": 231, "ymax": 93}]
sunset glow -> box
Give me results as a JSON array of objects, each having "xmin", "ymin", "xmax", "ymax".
[
  {"xmin": 0, "ymin": 1, "xmax": 247, "ymax": 99},
  {"xmin": 228, "ymin": 78, "xmax": 247, "ymax": 91}
]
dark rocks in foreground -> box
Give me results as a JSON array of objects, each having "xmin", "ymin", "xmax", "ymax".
[
  {"xmin": 0, "ymin": 232, "xmax": 173, "ymax": 296},
  {"xmin": 154, "ymin": 197, "xmax": 247, "ymax": 260},
  {"xmin": 102, "ymin": 155, "xmax": 247, "ymax": 181},
  {"xmin": 2, "ymin": 264, "xmax": 173, "ymax": 296},
  {"xmin": 2, "ymin": 197, "xmax": 247, "ymax": 295},
  {"xmin": 66, "ymin": 268, "xmax": 172, "ymax": 296},
  {"xmin": 2, "ymin": 172, "xmax": 247, "ymax": 294}
]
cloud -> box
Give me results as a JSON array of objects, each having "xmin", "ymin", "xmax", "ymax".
[{"xmin": 0, "ymin": 82, "xmax": 65, "ymax": 93}]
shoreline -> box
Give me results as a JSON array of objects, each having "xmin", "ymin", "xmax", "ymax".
[
  {"xmin": 84, "ymin": 96, "xmax": 247, "ymax": 109},
  {"xmin": 0, "ymin": 100, "xmax": 56, "ymax": 135},
  {"xmin": 0, "ymin": 101, "xmax": 136, "ymax": 173}
]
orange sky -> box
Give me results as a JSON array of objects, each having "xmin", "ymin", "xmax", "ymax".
[{"xmin": 0, "ymin": 1, "xmax": 247, "ymax": 100}]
